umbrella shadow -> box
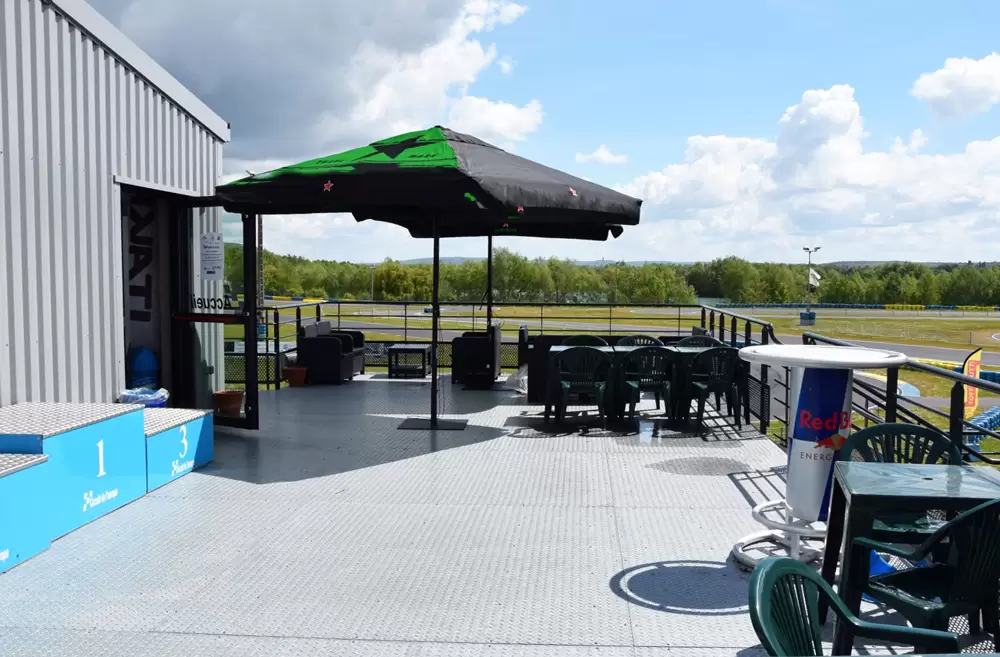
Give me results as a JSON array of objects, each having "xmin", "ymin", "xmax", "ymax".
[
  {"xmin": 610, "ymin": 560, "xmax": 750, "ymax": 616},
  {"xmin": 207, "ymin": 412, "xmax": 504, "ymax": 485}
]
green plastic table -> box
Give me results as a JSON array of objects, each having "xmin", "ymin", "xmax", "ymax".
[{"xmin": 821, "ymin": 461, "xmax": 1000, "ymax": 654}]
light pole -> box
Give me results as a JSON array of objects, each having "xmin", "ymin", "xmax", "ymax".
[{"xmin": 803, "ymin": 246, "xmax": 821, "ymax": 312}]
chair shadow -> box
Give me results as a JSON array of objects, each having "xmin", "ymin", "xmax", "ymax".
[
  {"xmin": 503, "ymin": 411, "xmax": 626, "ymax": 438},
  {"xmin": 610, "ymin": 560, "xmax": 750, "ymax": 616}
]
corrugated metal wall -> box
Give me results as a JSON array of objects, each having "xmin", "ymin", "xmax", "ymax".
[{"xmin": 0, "ymin": 0, "xmax": 226, "ymax": 406}]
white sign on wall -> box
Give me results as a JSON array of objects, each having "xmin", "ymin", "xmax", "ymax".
[{"xmin": 200, "ymin": 233, "xmax": 224, "ymax": 281}]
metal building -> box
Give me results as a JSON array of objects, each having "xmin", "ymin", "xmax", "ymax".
[{"xmin": 0, "ymin": 0, "xmax": 235, "ymax": 414}]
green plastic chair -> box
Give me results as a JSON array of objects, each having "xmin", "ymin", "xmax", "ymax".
[
  {"xmin": 840, "ymin": 423, "xmax": 964, "ymax": 541},
  {"xmin": 620, "ymin": 346, "xmax": 675, "ymax": 420},
  {"xmin": 856, "ymin": 496, "xmax": 1000, "ymax": 650},
  {"xmin": 690, "ymin": 347, "xmax": 741, "ymax": 427},
  {"xmin": 544, "ymin": 347, "xmax": 612, "ymax": 426},
  {"xmin": 749, "ymin": 557, "xmax": 960, "ymax": 656},
  {"xmin": 563, "ymin": 334, "xmax": 608, "ymax": 347},
  {"xmin": 677, "ymin": 334, "xmax": 724, "ymax": 348},
  {"xmin": 617, "ymin": 334, "xmax": 663, "ymax": 347}
]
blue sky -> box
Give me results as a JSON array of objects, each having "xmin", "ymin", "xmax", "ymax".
[
  {"xmin": 95, "ymin": 0, "xmax": 1000, "ymax": 264},
  {"xmin": 499, "ymin": 0, "xmax": 1000, "ymax": 178}
]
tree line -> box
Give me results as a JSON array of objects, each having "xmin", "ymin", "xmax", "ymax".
[{"xmin": 224, "ymin": 246, "xmax": 1000, "ymax": 307}]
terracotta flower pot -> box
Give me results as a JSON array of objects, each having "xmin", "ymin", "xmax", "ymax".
[
  {"xmin": 213, "ymin": 390, "xmax": 244, "ymax": 417},
  {"xmin": 285, "ymin": 366, "xmax": 308, "ymax": 387}
]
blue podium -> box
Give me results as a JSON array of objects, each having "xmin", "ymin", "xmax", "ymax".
[
  {"xmin": 144, "ymin": 408, "xmax": 214, "ymax": 492},
  {"xmin": 0, "ymin": 403, "xmax": 147, "ymax": 539},
  {"xmin": 0, "ymin": 454, "xmax": 51, "ymax": 574}
]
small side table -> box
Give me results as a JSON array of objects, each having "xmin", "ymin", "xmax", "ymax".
[
  {"xmin": 730, "ymin": 343, "xmax": 907, "ymax": 569},
  {"xmin": 388, "ymin": 344, "xmax": 432, "ymax": 379}
]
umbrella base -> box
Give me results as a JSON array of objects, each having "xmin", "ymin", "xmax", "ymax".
[{"xmin": 398, "ymin": 418, "xmax": 469, "ymax": 431}]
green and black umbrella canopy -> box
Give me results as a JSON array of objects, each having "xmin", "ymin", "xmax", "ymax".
[
  {"xmin": 214, "ymin": 126, "xmax": 640, "ymax": 237},
  {"xmin": 213, "ymin": 126, "xmax": 642, "ymax": 429}
]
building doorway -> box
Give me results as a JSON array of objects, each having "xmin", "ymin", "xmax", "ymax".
[{"xmin": 120, "ymin": 187, "xmax": 259, "ymax": 429}]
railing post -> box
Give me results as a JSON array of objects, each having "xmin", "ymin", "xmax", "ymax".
[
  {"xmin": 949, "ymin": 381, "xmax": 965, "ymax": 454},
  {"xmin": 759, "ymin": 327, "xmax": 770, "ymax": 435},
  {"xmin": 540, "ymin": 305, "xmax": 545, "ymax": 335},
  {"xmin": 719, "ymin": 313, "xmax": 726, "ymax": 343},
  {"xmin": 296, "ymin": 306, "xmax": 302, "ymax": 338},
  {"xmin": 701, "ymin": 306, "xmax": 706, "ymax": 329},
  {"xmin": 335, "ymin": 302, "xmax": 340, "ymax": 329},
  {"xmin": 608, "ymin": 303, "xmax": 613, "ymax": 335},
  {"xmin": 709, "ymin": 311, "xmax": 715, "ymax": 334},
  {"xmin": 315, "ymin": 303, "xmax": 321, "ymax": 323},
  {"xmin": 885, "ymin": 367, "xmax": 899, "ymax": 423},
  {"xmin": 730, "ymin": 316, "xmax": 737, "ymax": 347},
  {"xmin": 783, "ymin": 366, "xmax": 791, "ymax": 441},
  {"xmin": 404, "ymin": 302, "xmax": 409, "ymax": 342},
  {"xmin": 273, "ymin": 308, "xmax": 281, "ymax": 390}
]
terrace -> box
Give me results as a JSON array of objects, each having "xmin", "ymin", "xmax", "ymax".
[{"xmin": 2, "ymin": 303, "xmax": 999, "ymax": 655}]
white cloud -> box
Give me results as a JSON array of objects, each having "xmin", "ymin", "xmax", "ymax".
[
  {"xmin": 911, "ymin": 52, "xmax": 1000, "ymax": 118},
  {"xmin": 621, "ymin": 84, "xmax": 1000, "ymax": 262},
  {"xmin": 92, "ymin": 0, "xmax": 538, "ymax": 158},
  {"xmin": 497, "ymin": 56, "xmax": 514, "ymax": 75},
  {"xmin": 447, "ymin": 96, "xmax": 543, "ymax": 144},
  {"xmin": 575, "ymin": 145, "xmax": 629, "ymax": 164}
]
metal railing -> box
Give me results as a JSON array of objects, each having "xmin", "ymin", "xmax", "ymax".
[
  {"xmin": 767, "ymin": 332, "xmax": 1000, "ymax": 465},
  {"xmin": 224, "ymin": 299, "xmax": 1000, "ymax": 464},
  {"xmin": 697, "ymin": 306, "xmax": 781, "ymax": 436},
  {"xmin": 225, "ymin": 300, "xmax": 755, "ymax": 390}
]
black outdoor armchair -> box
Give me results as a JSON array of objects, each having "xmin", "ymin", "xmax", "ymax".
[
  {"xmin": 452, "ymin": 324, "xmax": 501, "ymax": 388},
  {"xmin": 296, "ymin": 322, "xmax": 355, "ymax": 384},
  {"xmin": 317, "ymin": 322, "xmax": 365, "ymax": 376}
]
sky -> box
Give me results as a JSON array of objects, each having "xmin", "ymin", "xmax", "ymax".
[{"xmin": 89, "ymin": 0, "xmax": 1000, "ymax": 265}]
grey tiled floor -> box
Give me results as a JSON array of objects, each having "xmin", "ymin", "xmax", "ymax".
[{"xmin": 0, "ymin": 376, "xmax": 794, "ymax": 655}]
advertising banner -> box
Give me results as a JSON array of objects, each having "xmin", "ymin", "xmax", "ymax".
[{"xmin": 963, "ymin": 348, "xmax": 983, "ymax": 420}]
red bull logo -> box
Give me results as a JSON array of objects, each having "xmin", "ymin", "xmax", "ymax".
[
  {"xmin": 814, "ymin": 434, "xmax": 847, "ymax": 450},
  {"xmin": 798, "ymin": 410, "xmax": 849, "ymax": 450},
  {"xmin": 798, "ymin": 410, "xmax": 850, "ymax": 432}
]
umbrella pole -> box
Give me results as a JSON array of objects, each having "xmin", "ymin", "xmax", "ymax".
[
  {"xmin": 430, "ymin": 220, "xmax": 440, "ymax": 428},
  {"xmin": 398, "ymin": 217, "xmax": 466, "ymax": 431},
  {"xmin": 486, "ymin": 235, "xmax": 493, "ymax": 327}
]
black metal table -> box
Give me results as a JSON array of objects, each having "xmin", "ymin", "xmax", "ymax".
[
  {"xmin": 388, "ymin": 343, "xmax": 432, "ymax": 379},
  {"xmin": 821, "ymin": 461, "xmax": 1000, "ymax": 654}
]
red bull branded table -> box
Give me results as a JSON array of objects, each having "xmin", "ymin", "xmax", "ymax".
[{"xmin": 731, "ymin": 344, "xmax": 907, "ymax": 569}]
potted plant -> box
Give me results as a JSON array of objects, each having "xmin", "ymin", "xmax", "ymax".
[
  {"xmin": 285, "ymin": 366, "xmax": 308, "ymax": 387},
  {"xmin": 213, "ymin": 389, "xmax": 244, "ymax": 417}
]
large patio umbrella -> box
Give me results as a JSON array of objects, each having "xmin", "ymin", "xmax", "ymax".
[{"xmin": 215, "ymin": 126, "xmax": 641, "ymax": 429}]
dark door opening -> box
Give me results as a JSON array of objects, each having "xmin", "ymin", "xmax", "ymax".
[{"xmin": 120, "ymin": 186, "xmax": 259, "ymax": 429}]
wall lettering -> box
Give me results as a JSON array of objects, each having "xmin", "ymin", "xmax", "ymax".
[{"xmin": 125, "ymin": 200, "xmax": 161, "ymax": 358}]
